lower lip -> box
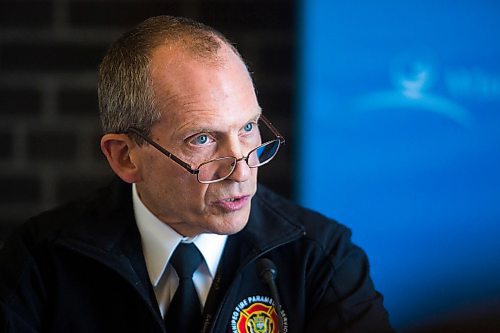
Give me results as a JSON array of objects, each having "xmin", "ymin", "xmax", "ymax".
[{"xmin": 214, "ymin": 195, "xmax": 251, "ymax": 212}]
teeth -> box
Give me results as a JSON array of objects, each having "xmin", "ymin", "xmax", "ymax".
[{"xmin": 225, "ymin": 198, "xmax": 236, "ymax": 202}]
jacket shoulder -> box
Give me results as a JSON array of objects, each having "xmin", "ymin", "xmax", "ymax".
[{"xmin": 12, "ymin": 180, "xmax": 117, "ymax": 247}]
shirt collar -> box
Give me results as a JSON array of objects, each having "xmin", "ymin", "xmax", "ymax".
[{"xmin": 132, "ymin": 183, "xmax": 227, "ymax": 286}]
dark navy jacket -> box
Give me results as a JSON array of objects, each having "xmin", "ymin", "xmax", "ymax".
[{"xmin": 0, "ymin": 179, "xmax": 394, "ymax": 332}]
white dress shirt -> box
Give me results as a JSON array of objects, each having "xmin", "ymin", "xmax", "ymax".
[{"xmin": 132, "ymin": 184, "xmax": 227, "ymax": 317}]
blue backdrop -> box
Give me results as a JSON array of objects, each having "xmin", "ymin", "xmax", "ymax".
[{"xmin": 298, "ymin": 0, "xmax": 500, "ymax": 330}]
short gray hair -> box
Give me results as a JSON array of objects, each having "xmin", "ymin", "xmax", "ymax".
[{"xmin": 97, "ymin": 15, "xmax": 240, "ymax": 142}]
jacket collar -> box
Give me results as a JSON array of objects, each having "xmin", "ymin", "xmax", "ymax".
[
  {"xmin": 243, "ymin": 185, "xmax": 304, "ymax": 256},
  {"xmin": 57, "ymin": 178, "xmax": 139, "ymax": 255}
]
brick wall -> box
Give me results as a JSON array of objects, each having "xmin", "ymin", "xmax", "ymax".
[{"xmin": 0, "ymin": 0, "xmax": 296, "ymax": 243}]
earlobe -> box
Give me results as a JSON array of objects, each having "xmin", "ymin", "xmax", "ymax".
[{"xmin": 100, "ymin": 134, "xmax": 142, "ymax": 183}]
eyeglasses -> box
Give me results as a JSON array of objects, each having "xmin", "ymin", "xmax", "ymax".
[{"xmin": 126, "ymin": 115, "xmax": 285, "ymax": 184}]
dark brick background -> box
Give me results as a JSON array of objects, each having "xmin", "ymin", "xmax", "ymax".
[{"xmin": 0, "ymin": 0, "xmax": 296, "ymax": 244}]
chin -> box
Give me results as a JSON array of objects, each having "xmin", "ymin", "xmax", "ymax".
[{"xmin": 207, "ymin": 210, "xmax": 250, "ymax": 235}]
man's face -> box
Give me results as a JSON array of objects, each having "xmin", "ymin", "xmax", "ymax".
[{"xmin": 134, "ymin": 44, "xmax": 261, "ymax": 237}]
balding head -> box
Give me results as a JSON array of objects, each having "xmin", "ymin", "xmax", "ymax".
[{"xmin": 97, "ymin": 15, "xmax": 246, "ymax": 142}]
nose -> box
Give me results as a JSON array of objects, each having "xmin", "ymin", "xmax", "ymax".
[
  {"xmin": 222, "ymin": 137, "xmax": 252, "ymax": 182},
  {"xmin": 227, "ymin": 156, "xmax": 252, "ymax": 182},
  {"xmin": 221, "ymin": 135, "xmax": 256, "ymax": 182}
]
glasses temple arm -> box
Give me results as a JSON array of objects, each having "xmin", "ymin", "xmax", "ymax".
[
  {"xmin": 125, "ymin": 127, "xmax": 198, "ymax": 175},
  {"xmin": 260, "ymin": 115, "xmax": 286, "ymax": 144}
]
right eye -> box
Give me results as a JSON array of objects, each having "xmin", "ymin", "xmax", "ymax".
[{"xmin": 190, "ymin": 134, "xmax": 214, "ymax": 146}]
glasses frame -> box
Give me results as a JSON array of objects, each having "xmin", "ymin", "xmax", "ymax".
[{"xmin": 125, "ymin": 115, "xmax": 285, "ymax": 184}]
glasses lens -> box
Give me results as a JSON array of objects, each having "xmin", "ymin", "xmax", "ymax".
[
  {"xmin": 198, "ymin": 157, "xmax": 236, "ymax": 183},
  {"xmin": 248, "ymin": 139, "xmax": 280, "ymax": 167}
]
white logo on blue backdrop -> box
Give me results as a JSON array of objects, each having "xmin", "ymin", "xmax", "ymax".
[{"xmin": 352, "ymin": 46, "xmax": 475, "ymax": 129}]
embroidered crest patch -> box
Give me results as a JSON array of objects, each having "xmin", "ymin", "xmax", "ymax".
[{"xmin": 231, "ymin": 295, "xmax": 288, "ymax": 333}]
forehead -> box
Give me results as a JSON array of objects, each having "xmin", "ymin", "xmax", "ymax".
[{"xmin": 149, "ymin": 43, "xmax": 260, "ymax": 134}]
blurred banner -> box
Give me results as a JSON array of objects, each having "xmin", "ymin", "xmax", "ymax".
[{"xmin": 299, "ymin": 0, "xmax": 500, "ymax": 330}]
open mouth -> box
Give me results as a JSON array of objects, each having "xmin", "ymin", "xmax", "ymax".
[{"xmin": 216, "ymin": 195, "xmax": 250, "ymax": 211}]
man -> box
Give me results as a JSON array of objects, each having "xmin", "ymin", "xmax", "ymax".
[{"xmin": 0, "ymin": 16, "xmax": 394, "ymax": 332}]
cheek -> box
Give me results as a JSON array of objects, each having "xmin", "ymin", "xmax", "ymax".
[
  {"xmin": 142, "ymin": 173, "xmax": 209, "ymax": 220},
  {"xmin": 162, "ymin": 174, "xmax": 209, "ymax": 206},
  {"xmin": 141, "ymin": 157, "xmax": 196, "ymax": 200}
]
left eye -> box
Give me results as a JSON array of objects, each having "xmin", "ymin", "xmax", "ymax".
[{"xmin": 243, "ymin": 122, "xmax": 254, "ymax": 132}]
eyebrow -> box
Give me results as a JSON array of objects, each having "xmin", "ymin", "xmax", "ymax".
[{"xmin": 182, "ymin": 109, "xmax": 262, "ymax": 136}]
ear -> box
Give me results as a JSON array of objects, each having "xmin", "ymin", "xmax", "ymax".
[{"xmin": 100, "ymin": 134, "xmax": 143, "ymax": 183}]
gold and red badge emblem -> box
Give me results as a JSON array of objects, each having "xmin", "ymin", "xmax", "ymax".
[{"xmin": 231, "ymin": 295, "xmax": 287, "ymax": 333}]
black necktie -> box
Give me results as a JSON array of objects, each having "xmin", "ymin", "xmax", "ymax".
[{"xmin": 164, "ymin": 242, "xmax": 203, "ymax": 333}]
